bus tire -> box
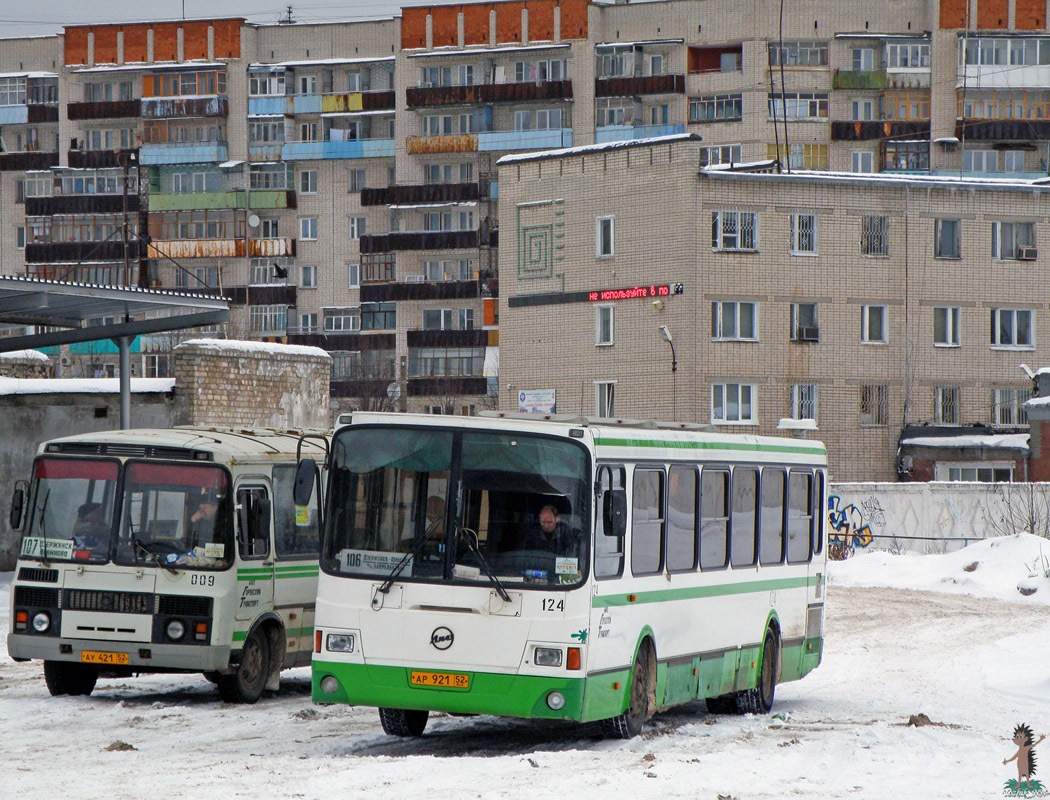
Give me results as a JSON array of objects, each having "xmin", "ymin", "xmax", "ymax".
[
  {"xmin": 379, "ymin": 708, "xmax": 429, "ymax": 737},
  {"xmin": 43, "ymin": 660, "xmax": 97, "ymax": 697},
  {"xmin": 704, "ymin": 694, "xmax": 739, "ymax": 715},
  {"xmin": 217, "ymin": 629, "xmax": 270, "ymax": 704},
  {"xmin": 600, "ymin": 640, "xmax": 654, "ymax": 739},
  {"xmin": 737, "ymin": 630, "xmax": 778, "ymax": 715}
]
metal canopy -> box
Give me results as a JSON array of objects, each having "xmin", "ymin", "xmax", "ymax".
[{"xmin": 0, "ymin": 276, "xmax": 230, "ymax": 429}]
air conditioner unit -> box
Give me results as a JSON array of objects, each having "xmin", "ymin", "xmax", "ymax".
[
  {"xmin": 59, "ymin": 355, "xmax": 72, "ymax": 366},
  {"xmin": 796, "ymin": 326, "xmax": 820, "ymax": 342},
  {"xmin": 1017, "ymin": 246, "xmax": 1038, "ymax": 261}
]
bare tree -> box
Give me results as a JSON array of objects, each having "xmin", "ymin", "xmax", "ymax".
[{"xmin": 985, "ymin": 482, "xmax": 1050, "ymax": 539}]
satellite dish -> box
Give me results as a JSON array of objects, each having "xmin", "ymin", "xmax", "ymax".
[
  {"xmin": 386, "ymin": 382, "xmax": 401, "ymax": 400},
  {"xmin": 247, "ymin": 214, "xmax": 261, "ymax": 228}
]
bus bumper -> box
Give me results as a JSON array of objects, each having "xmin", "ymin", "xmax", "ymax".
[
  {"xmin": 312, "ymin": 659, "xmax": 587, "ymax": 721},
  {"xmin": 7, "ymin": 633, "xmax": 232, "ymax": 672}
]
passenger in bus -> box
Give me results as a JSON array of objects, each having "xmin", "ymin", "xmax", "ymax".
[
  {"xmin": 522, "ymin": 504, "xmax": 581, "ymax": 556},
  {"xmin": 72, "ymin": 502, "xmax": 107, "ymax": 547},
  {"xmin": 188, "ymin": 493, "xmax": 219, "ymax": 546}
]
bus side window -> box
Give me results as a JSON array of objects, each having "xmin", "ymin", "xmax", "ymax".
[
  {"xmin": 236, "ymin": 487, "xmax": 271, "ymax": 560},
  {"xmin": 787, "ymin": 471, "xmax": 813, "ymax": 564},
  {"xmin": 700, "ymin": 468, "xmax": 729, "ymax": 571},
  {"xmin": 273, "ymin": 464, "xmax": 320, "ymax": 558},
  {"xmin": 813, "ymin": 471, "xmax": 825, "ymax": 555},
  {"xmin": 595, "ymin": 464, "xmax": 625, "ymax": 579},
  {"xmin": 759, "ymin": 468, "xmax": 785, "ymax": 566},
  {"xmin": 631, "ymin": 467, "xmax": 664, "ymax": 576},
  {"xmin": 730, "ymin": 467, "xmax": 758, "ymax": 568},
  {"xmin": 665, "ymin": 465, "xmax": 697, "ymax": 572}
]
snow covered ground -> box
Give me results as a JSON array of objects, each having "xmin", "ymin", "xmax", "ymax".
[{"xmin": 3, "ymin": 534, "xmax": 1050, "ymax": 799}]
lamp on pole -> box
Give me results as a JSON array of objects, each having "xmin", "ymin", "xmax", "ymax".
[{"xmin": 659, "ymin": 325, "xmax": 677, "ymax": 421}]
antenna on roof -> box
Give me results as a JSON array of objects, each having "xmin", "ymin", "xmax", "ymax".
[{"xmin": 279, "ymin": 5, "xmax": 295, "ymax": 24}]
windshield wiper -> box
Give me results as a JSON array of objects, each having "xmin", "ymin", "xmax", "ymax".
[
  {"xmin": 133, "ymin": 536, "xmax": 178, "ymax": 575},
  {"xmin": 459, "ymin": 527, "xmax": 511, "ymax": 603},
  {"xmin": 36, "ymin": 489, "xmax": 51, "ymax": 568},
  {"xmin": 374, "ymin": 513, "xmax": 444, "ymax": 600}
]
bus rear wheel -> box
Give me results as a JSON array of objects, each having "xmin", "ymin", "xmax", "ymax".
[
  {"xmin": 600, "ymin": 641, "xmax": 654, "ymax": 739},
  {"xmin": 379, "ymin": 708, "xmax": 429, "ymax": 737},
  {"xmin": 43, "ymin": 660, "xmax": 97, "ymax": 697},
  {"xmin": 218, "ymin": 628, "xmax": 270, "ymax": 704},
  {"xmin": 737, "ymin": 630, "xmax": 777, "ymax": 714}
]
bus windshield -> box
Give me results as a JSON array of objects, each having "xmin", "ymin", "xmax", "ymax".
[
  {"xmin": 114, "ymin": 461, "xmax": 234, "ymax": 570},
  {"xmin": 323, "ymin": 426, "xmax": 590, "ymax": 589},
  {"xmin": 21, "ymin": 458, "xmax": 119, "ymax": 563}
]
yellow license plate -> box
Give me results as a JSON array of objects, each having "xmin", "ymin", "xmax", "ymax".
[
  {"xmin": 81, "ymin": 650, "xmax": 130, "ymax": 666},
  {"xmin": 409, "ymin": 670, "xmax": 470, "ymax": 689}
]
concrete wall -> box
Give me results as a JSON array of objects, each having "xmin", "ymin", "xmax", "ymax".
[{"xmin": 830, "ymin": 481, "xmax": 1050, "ymax": 555}]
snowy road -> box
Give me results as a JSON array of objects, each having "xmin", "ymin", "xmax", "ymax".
[{"xmin": 3, "ymin": 548, "xmax": 1050, "ymax": 799}]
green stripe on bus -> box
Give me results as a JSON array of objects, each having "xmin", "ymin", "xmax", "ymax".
[
  {"xmin": 593, "ymin": 436, "xmax": 826, "ymax": 456},
  {"xmin": 593, "ymin": 575, "xmax": 814, "ymax": 607},
  {"xmin": 237, "ymin": 569, "xmax": 272, "ymax": 580}
]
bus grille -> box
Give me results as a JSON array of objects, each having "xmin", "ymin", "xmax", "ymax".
[
  {"xmin": 157, "ymin": 595, "xmax": 211, "ymax": 618},
  {"xmin": 64, "ymin": 589, "xmax": 153, "ymax": 614},
  {"xmin": 14, "ymin": 586, "xmax": 59, "ymax": 608},
  {"xmin": 17, "ymin": 567, "xmax": 58, "ymax": 583}
]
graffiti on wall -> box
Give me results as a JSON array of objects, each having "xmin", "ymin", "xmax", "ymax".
[{"xmin": 828, "ymin": 494, "xmax": 882, "ymax": 558}]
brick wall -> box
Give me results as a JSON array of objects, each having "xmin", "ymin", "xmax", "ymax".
[
  {"xmin": 172, "ymin": 340, "xmax": 331, "ymax": 430},
  {"xmin": 0, "ymin": 353, "xmax": 50, "ymax": 379}
]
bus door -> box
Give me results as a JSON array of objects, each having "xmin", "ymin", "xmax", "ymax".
[
  {"xmin": 271, "ymin": 463, "xmax": 322, "ymax": 668},
  {"xmin": 234, "ymin": 482, "xmax": 275, "ymax": 623}
]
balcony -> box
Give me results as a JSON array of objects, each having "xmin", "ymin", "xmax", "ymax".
[
  {"xmin": 406, "ymin": 81, "xmax": 573, "ymax": 108},
  {"xmin": 478, "ymin": 128, "xmax": 573, "ymax": 152},
  {"xmin": 0, "ymin": 104, "xmax": 59, "ymax": 124},
  {"xmin": 67, "ymin": 100, "xmax": 142, "ymax": 120},
  {"xmin": 832, "ymin": 70, "xmax": 888, "ymax": 90},
  {"xmin": 595, "ymin": 74, "xmax": 685, "ymax": 98},
  {"xmin": 148, "ymin": 190, "xmax": 296, "ymax": 212},
  {"xmin": 362, "ymin": 182, "xmax": 481, "ymax": 206},
  {"xmin": 26, "ymin": 195, "xmax": 140, "ymax": 215},
  {"xmin": 140, "ymin": 96, "xmax": 228, "ymax": 118},
  {"xmin": 322, "ymin": 91, "xmax": 396, "ymax": 112},
  {"xmin": 594, "ymin": 124, "xmax": 685, "ymax": 144},
  {"xmin": 406, "ymin": 134, "xmax": 479, "ymax": 154},
  {"xmin": 26, "ymin": 264, "xmax": 140, "ymax": 286},
  {"xmin": 25, "ymin": 241, "xmax": 144, "ymax": 264},
  {"xmin": 249, "ymin": 238, "xmax": 296, "ymax": 258},
  {"xmin": 68, "ymin": 148, "xmax": 139, "ymax": 169},
  {"xmin": 139, "ymin": 143, "xmax": 229, "ymax": 165},
  {"xmin": 956, "ymin": 119, "xmax": 1050, "ymax": 142},
  {"xmin": 280, "ymin": 138, "xmax": 395, "ymax": 160},
  {"xmin": 360, "ymin": 230, "xmax": 480, "ymax": 254},
  {"xmin": 222, "ymin": 285, "xmax": 297, "ymax": 306},
  {"xmin": 248, "ymin": 91, "xmax": 396, "ymax": 117},
  {"xmin": 148, "ymin": 239, "xmax": 244, "ymax": 259},
  {"xmin": 0, "ymin": 151, "xmax": 58, "ymax": 171},
  {"xmin": 407, "ymin": 376, "xmax": 488, "ymax": 397},
  {"xmin": 959, "ymin": 64, "xmax": 1048, "ymax": 90},
  {"xmin": 286, "ymin": 332, "xmax": 396, "ymax": 350},
  {"xmin": 361, "ymin": 279, "xmax": 480, "ymax": 303},
  {"xmin": 407, "ymin": 329, "xmax": 487, "ymax": 348},
  {"xmin": 831, "ymin": 120, "xmax": 930, "ymax": 141}
]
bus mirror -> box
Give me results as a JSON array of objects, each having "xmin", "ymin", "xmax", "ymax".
[
  {"xmin": 9, "ymin": 481, "xmax": 27, "ymax": 531},
  {"xmin": 603, "ymin": 488, "xmax": 627, "ymax": 537},
  {"xmin": 293, "ymin": 459, "xmax": 316, "ymax": 506}
]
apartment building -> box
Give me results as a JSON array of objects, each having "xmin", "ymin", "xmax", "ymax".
[
  {"xmin": 497, "ymin": 134, "xmax": 1049, "ymax": 481},
  {"xmin": 0, "ymin": 0, "xmax": 1047, "ymax": 441}
]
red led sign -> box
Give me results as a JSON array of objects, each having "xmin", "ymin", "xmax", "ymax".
[{"xmin": 588, "ymin": 285, "xmax": 671, "ymax": 302}]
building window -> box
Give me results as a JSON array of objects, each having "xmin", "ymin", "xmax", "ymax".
[
  {"xmin": 887, "ymin": 41, "xmax": 930, "ymax": 68},
  {"xmin": 791, "ymin": 384, "xmax": 818, "ymax": 421},
  {"xmin": 990, "ymin": 308, "xmax": 1034, "ymax": 348},
  {"xmin": 767, "ymin": 92, "xmax": 829, "ymax": 120},
  {"xmin": 851, "ymin": 151, "xmax": 874, "ymax": 173},
  {"xmin": 852, "ymin": 47, "xmax": 875, "ymax": 71},
  {"xmin": 963, "ymin": 149, "xmax": 998, "ymax": 173},
  {"xmin": 790, "ymin": 213, "xmax": 818, "ymax": 254},
  {"xmin": 946, "ymin": 465, "xmax": 1013, "ymax": 482},
  {"xmin": 768, "ymin": 40, "xmax": 829, "ymax": 67},
  {"xmin": 143, "ymin": 354, "xmax": 170, "ymax": 378},
  {"xmin": 349, "ymin": 168, "xmax": 367, "ymax": 192},
  {"xmin": 596, "ymin": 381, "xmax": 616, "ymax": 417},
  {"xmin": 861, "ymin": 215, "xmax": 889, "ymax": 256},
  {"xmin": 458, "ymin": 308, "xmax": 474, "ymax": 330},
  {"xmin": 711, "ymin": 300, "xmax": 757, "ymax": 341},
  {"xmin": 712, "ymin": 383, "xmax": 755, "ymax": 424},
  {"xmin": 991, "ymin": 221, "xmax": 1036, "ymax": 260},
  {"xmin": 16, "ymin": 226, "xmax": 24, "ymax": 249},
  {"xmin": 767, "ymin": 143, "xmax": 828, "ymax": 169},
  {"xmin": 700, "ymin": 144, "xmax": 741, "ymax": 167},
  {"xmin": 862, "ymin": 305, "xmax": 887, "ymax": 343},
  {"xmin": 260, "ymin": 218, "xmax": 279, "ymax": 238},
  {"xmin": 884, "ymin": 90, "xmax": 930, "ymax": 119},
  {"xmin": 300, "ymin": 217, "xmax": 318, "ymax": 241},
  {"xmin": 596, "ymin": 216, "xmax": 614, "ymax": 257},
  {"xmin": 712, "ymin": 210, "xmax": 758, "ymax": 251},
  {"xmin": 790, "ymin": 303, "xmax": 819, "ymax": 342},
  {"xmin": 300, "ymin": 264, "xmax": 317, "ymax": 289},
  {"xmin": 423, "ymin": 308, "xmax": 454, "ymax": 330},
  {"xmin": 935, "ymin": 219, "xmax": 961, "ymax": 259},
  {"xmin": 249, "ymin": 259, "xmax": 293, "ymax": 285},
  {"xmin": 361, "ymin": 302, "xmax": 396, "ymax": 331},
  {"xmin": 299, "ymin": 169, "xmax": 317, "ymax": 194},
  {"xmin": 596, "ymin": 304, "xmax": 614, "ymax": 346},
  {"xmin": 851, "ymin": 99, "xmax": 875, "ymax": 121},
  {"xmin": 249, "ymin": 304, "xmax": 287, "ymax": 333},
  {"xmin": 934, "ymin": 306, "xmax": 961, "ymax": 347},
  {"xmin": 348, "ymin": 263, "xmax": 360, "ymax": 288},
  {"xmin": 323, "ymin": 307, "xmax": 361, "ymax": 332},
  {"xmin": 689, "ymin": 94, "xmax": 743, "ymax": 122},
  {"xmin": 885, "ymin": 141, "xmax": 929, "ymax": 171},
  {"xmin": 348, "ymin": 216, "xmax": 365, "ymax": 240},
  {"xmin": 596, "ymin": 97, "xmax": 634, "ymax": 126},
  {"xmin": 299, "ymin": 312, "xmax": 318, "ymax": 333},
  {"xmin": 993, "ymin": 387, "xmax": 1032, "ymax": 425},
  {"xmin": 409, "ymin": 346, "xmax": 483, "ymax": 377},
  {"xmin": 859, "ymin": 384, "xmax": 888, "ymax": 426},
  {"xmin": 935, "ymin": 386, "xmax": 959, "ymax": 424}
]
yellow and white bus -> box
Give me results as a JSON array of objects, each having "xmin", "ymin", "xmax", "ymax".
[
  {"xmin": 8, "ymin": 427, "xmax": 327, "ymax": 703},
  {"xmin": 308, "ymin": 412, "xmax": 827, "ymax": 738}
]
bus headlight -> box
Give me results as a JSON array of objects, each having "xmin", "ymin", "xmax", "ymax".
[
  {"xmin": 32, "ymin": 612, "xmax": 50, "ymax": 633},
  {"xmin": 166, "ymin": 619, "xmax": 186, "ymax": 641},
  {"xmin": 326, "ymin": 633, "xmax": 355, "ymax": 653},
  {"xmin": 546, "ymin": 691, "xmax": 566, "ymax": 710},
  {"xmin": 320, "ymin": 675, "xmax": 340, "ymax": 695},
  {"xmin": 534, "ymin": 647, "xmax": 563, "ymax": 667}
]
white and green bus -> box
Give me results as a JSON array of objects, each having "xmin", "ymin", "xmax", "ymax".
[
  {"xmin": 8, "ymin": 427, "xmax": 327, "ymax": 703},
  {"xmin": 307, "ymin": 412, "xmax": 827, "ymax": 738}
]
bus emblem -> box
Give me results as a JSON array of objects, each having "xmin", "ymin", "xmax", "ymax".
[{"xmin": 430, "ymin": 627, "xmax": 454, "ymax": 650}]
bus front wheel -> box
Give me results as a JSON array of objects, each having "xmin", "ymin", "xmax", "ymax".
[
  {"xmin": 379, "ymin": 708, "xmax": 429, "ymax": 737},
  {"xmin": 43, "ymin": 660, "xmax": 97, "ymax": 697},
  {"xmin": 600, "ymin": 640, "xmax": 655, "ymax": 739},
  {"xmin": 218, "ymin": 628, "xmax": 270, "ymax": 704},
  {"xmin": 737, "ymin": 630, "xmax": 778, "ymax": 714}
]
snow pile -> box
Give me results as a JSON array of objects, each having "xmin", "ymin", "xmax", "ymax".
[
  {"xmin": 0, "ymin": 349, "xmax": 48, "ymax": 361},
  {"xmin": 0, "ymin": 377, "xmax": 175, "ymax": 395},
  {"xmin": 829, "ymin": 532, "xmax": 1050, "ymax": 603},
  {"xmin": 176, "ymin": 338, "xmax": 330, "ymax": 358}
]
